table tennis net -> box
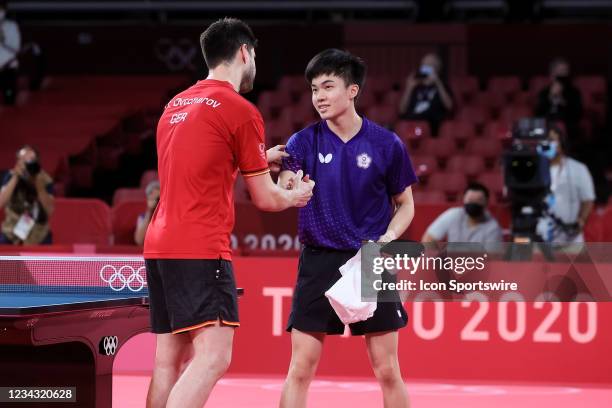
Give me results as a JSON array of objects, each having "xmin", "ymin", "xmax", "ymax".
[{"xmin": 0, "ymin": 256, "xmax": 148, "ymax": 295}]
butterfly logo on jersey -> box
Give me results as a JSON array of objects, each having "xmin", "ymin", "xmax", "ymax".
[
  {"xmin": 356, "ymin": 153, "xmax": 372, "ymax": 169},
  {"xmin": 318, "ymin": 153, "xmax": 333, "ymax": 164}
]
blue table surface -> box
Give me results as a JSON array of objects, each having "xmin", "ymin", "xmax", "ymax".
[{"xmin": 0, "ymin": 285, "xmax": 148, "ymax": 308}]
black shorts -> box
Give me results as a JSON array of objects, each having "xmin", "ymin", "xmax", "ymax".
[
  {"xmin": 145, "ymin": 258, "xmax": 239, "ymax": 334},
  {"xmin": 286, "ymin": 246, "xmax": 408, "ymax": 336}
]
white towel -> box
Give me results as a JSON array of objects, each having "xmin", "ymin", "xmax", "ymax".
[{"xmin": 325, "ymin": 249, "xmax": 377, "ymax": 324}]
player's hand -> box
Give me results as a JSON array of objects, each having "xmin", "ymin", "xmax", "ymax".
[
  {"xmin": 267, "ymin": 145, "xmax": 289, "ymax": 173},
  {"xmin": 291, "ymin": 170, "xmax": 314, "ymax": 207},
  {"xmin": 378, "ymin": 230, "xmax": 397, "ymax": 243}
]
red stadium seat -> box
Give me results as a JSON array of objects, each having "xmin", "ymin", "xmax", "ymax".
[
  {"xmin": 528, "ymin": 76, "xmax": 550, "ymax": 95},
  {"xmin": 438, "ymin": 120, "xmax": 476, "ymax": 148},
  {"xmin": 483, "ymin": 121, "xmax": 512, "ymax": 141},
  {"xmin": 111, "ymin": 200, "xmax": 147, "ymax": 245},
  {"xmin": 278, "ymin": 75, "xmax": 308, "ymax": 101},
  {"xmin": 367, "ymin": 77, "xmax": 394, "ymax": 95},
  {"xmin": 600, "ymin": 205, "xmax": 612, "ymax": 242},
  {"xmin": 112, "ymin": 188, "xmax": 145, "ymax": 206},
  {"xmin": 477, "ymin": 171, "xmax": 505, "ymax": 202},
  {"xmin": 499, "ymin": 105, "xmax": 532, "ymax": 125},
  {"xmin": 411, "ymin": 155, "xmax": 438, "ymax": 178},
  {"xmin": 356, "ymin": 89, "xmax": 377, "ymax": 111},
  {"xmin": 427, "ymin": 172, "xmax": 466, "ymax": 202},
  {"xmin": 365, "ymin": 105, "xmax": 397, "ymax": 127},
  {"xmin": 382, "ymin": 90, "xmax": 402, "ymax": 108},
  {"xmin": 265, "ymin": 118, "xmax": 295, "ymax": 146},
  {"xmin": 257, "ymin": 90, "xmax": 292, "ymax": 120},
  {"xmin": 456, "ymin": 106, "xmax": 489, "ymax": 129},
  {"xmin": 395, "ymin": 120, "xmax": 431, "ymax": 149},
  {"xmin": 466, "ymin": 139, "xmax": 503, "ymax": 168},
  {"xmin": 487, "ymin": 76, "xmax": 522, "ymax": 98},
  {"xmin": 140, "ymin": 170, "xmax": 158, "ymax": 188},
  {"xmin": 50, "ymin": 198, "xmax": 112, "ymax": 245},
  {"xmin": 574, "ymin": 76, "xmax": 606, "ymax": 103},
  {"xmin": 412, "ymin": 190, "xmax": 447, "ymax": 204},
  {"xmin": 419, "ymin": 137, "xmax": 455, "ymax": 165},
  {"xmin": 450, "ymin": 76, "xmax": 479, "ymax": 103},
  {"xmin": 471, "ymin": 91, "xmax": 506, "ymax": 118},
  {"xmin": 446, "ymin": 155, "xmax": 485, "ymax": 180}
]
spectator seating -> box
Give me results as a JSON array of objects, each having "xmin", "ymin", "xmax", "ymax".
[
  {"xmin": 111, "ymin": 200, "xmax": 147, "ymax": 245},
  {"xmin": 49, "ymin": 198, "xmax": 112, "ymax": 245}
]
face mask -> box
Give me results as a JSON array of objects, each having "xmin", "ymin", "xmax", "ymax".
[
  {"xmin": 464, "ymin": 203, "xmax": 484, "ymax": 218},
  {"xmin": 537, "ymin": 141, "xmax": 558, "ymax": 160}
]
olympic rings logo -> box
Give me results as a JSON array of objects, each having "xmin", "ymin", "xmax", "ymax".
[
  {"xmin": 99, "ymin": 265, "xmax": 146, "ymax": 292},
  {"xmin": 100, "ymin": 336, "xmax": 118, "ymax": 356},
  {"xmin": 154, "ymin": 38, "xmax": 198, "ymax": 71}
]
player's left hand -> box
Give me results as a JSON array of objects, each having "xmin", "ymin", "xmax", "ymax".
[
  {"xmin": 267, "ymin": 145, "xmax": 289, "ymax": 173},
  {"xmin": 378, "ymin": 230, "xmax": 397, "ymax": 243}
]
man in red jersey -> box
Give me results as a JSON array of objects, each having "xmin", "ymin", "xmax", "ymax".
[{"xmin": 143, "ymin": 18, "xmax": 314, "ymax": 408}]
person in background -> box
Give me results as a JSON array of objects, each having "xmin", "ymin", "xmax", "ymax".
[
  {"xmin": 422, "ymin": 182, "xmax": 502, "ymax": 245},
  {"xmin": 134, "ymin": 180, "xmax": 160, "ymax": 246},
  {"xmin": 0, "ymin": 145, "xmax": 54, "ymax": 244},
  {"xmin": 0, "ymin": 1, "xmax": 21, "ymax": 105},
  {"xmin": 398, "ymin": 52, "xmax": 454, "ymax": 135},
  {"xmin": 536, "ymin": 126, "xmax": 594, "ymax": 243},
  {"xmin": 535, "ymin": 57, "xmax": 583, "ymax": 148}
]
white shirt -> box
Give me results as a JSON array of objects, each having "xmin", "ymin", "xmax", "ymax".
[
  {"xmin": 538, "ymin": 157, "xmax": 595, "ymax": 243},
  {"xmin": 0, "ymin": 18, "xmax": 21, "ymax": 69}
]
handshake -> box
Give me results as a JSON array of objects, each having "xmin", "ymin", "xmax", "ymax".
[{"xmin": 267, "ymin": 145, "xmax": 315, "ymax": 208}]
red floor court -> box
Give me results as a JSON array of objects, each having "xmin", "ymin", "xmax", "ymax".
[{"xmin": 113, "ymin": 374, "xmax": 612, "ymax": 407}]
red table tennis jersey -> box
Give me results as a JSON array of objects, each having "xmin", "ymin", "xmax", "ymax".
[{"xmin": 144, "ymin": 79, "xmax": 269, "ymax": 260}]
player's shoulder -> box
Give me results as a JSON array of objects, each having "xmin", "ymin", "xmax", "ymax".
[
  {"xmin": 363, "ymin": 117, "xmax": 403, "ymax": 147},
  {"xmin": 287, "ymin": 121, "xmax": 321, "ymax": 145}
]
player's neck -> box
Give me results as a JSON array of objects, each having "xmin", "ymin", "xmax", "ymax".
[
  {"xmin": 326, "ymin": 110, "xmax": 362, "ymax": 143},
  {"xmin": 206, "ymin": 68, "xmax": 241, "ymax": 93}
]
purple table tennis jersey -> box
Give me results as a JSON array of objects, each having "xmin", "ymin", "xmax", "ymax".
[{"xmin": 282, "ymin": 117, "xmax": 417, "ymax": 250}]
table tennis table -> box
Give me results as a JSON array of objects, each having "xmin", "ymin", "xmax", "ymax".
[{"xmin": 0, "ymin": 256, "xmax": 243, "ymax": 408}]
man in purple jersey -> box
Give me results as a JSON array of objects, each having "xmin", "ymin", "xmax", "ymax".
[{"xmin": 278, "ymin": 49, "xmax": 417, "ymax": 408}]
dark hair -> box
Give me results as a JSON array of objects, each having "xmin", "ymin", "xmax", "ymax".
[
  {"xmin": 16, "ymin": 145, "xmax": 40, "ymax": 160},
  {"xmin": 548, "ymin": 123, "xmax": 569, "ymax": 154},
  {"xmin": 305, "ymin": 49, "xmax": 367, "ymax": 95},
  {"xmin": 464, "ymin": 182, "xmax": 490, "ymax": 201},
  {"xmin": 200, "ymin": 18, "xmax": 258, "ymax": 69}
]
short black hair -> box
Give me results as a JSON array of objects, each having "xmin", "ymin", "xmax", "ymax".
[
  {"xmin": 305, "ymin": 49, "xmax": 366, "ymax": 95},
  {"xmin": 200, "ymin": 18, "xmax": 258, "ymax": 69},
  {"xmin": 464, "ymin": 182, "xmax": 490, "ymax": 201}
]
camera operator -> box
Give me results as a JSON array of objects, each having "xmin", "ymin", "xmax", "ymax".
[
  {"xmin": 398, "ymin": 53, "xmax": 454, "ymax": 135},
  {"xmin": 134, "ymin": 180, "xmax": 159, "ymax": 246},
  {"xmin": 0, "ymin": 145, "xmax": 55, "ymax": 244},
  {"xmin": 0, "ymin": 1, "xmax": 21, "ymax": 105},
  {"xmin": 536, "ymin": 126, "xmax": 594, "ymax": 243},
  {"xmin": 534, "ymin": 58, "xmax": 583, "ymax": 147}
]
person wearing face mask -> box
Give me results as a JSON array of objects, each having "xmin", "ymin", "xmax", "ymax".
[
  {"xmin": 422, "ymin": 182, "xmax": 502, "ymax": 245},
  {"xmin": 535, "ymin": 58, "xmax": 583, "ymax": 150},
  {"xmin": 0, "ymin": 1, "xmax": 21, "ymax": 105},
  {"xmin": 536, "ymin": 127, "xmax": 594, "ymax": 243},
  {"xmin": 398, "ymin": 52, "xmax": 454, "ymax": 136},
  {"xmin": 0, "ymin": 145, "xmax": 55, "ymax": 245}
]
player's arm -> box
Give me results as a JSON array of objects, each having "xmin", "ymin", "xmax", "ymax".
[
  {"xmin": 245, "ymin": 170, "xmax": 314, "ymax": 212},
  {"xmin": 379, "ymin": 186, "xmax": 415, "ymax": 242}
]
